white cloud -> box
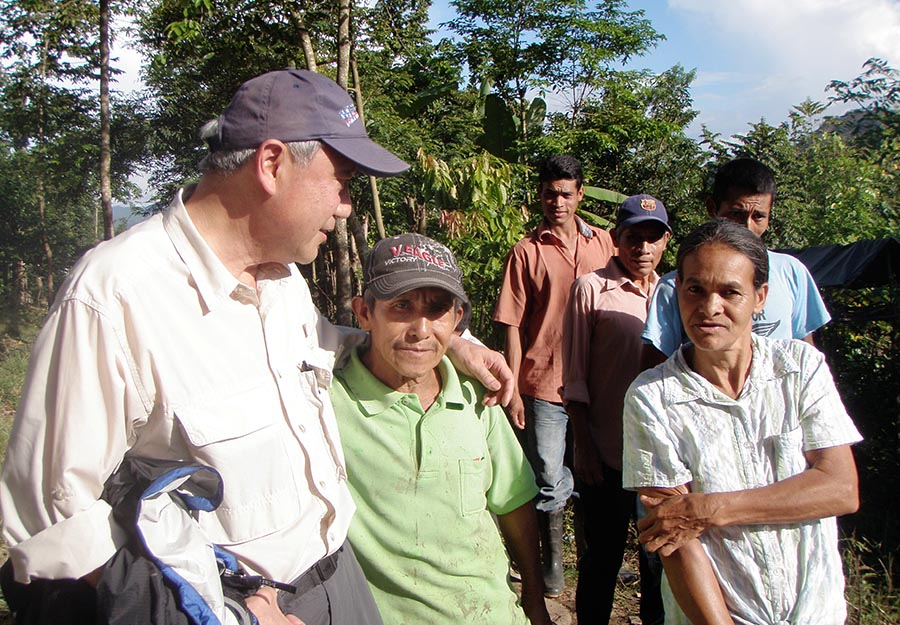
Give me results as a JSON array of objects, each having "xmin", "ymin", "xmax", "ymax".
[
  {"xmin": 691, "ymin": 71, "xmax": 747, "ymax": 88},
  {"xmin": 110, "ymin": 42, "xmax": 144, "ymax": 93},
  {"xmin": 669, "ymin": 0, "xmax": 900, "ymax": 75},
  {"xmin": 660, "ymin": 0, "xmax": 900, "ymax": 137}
]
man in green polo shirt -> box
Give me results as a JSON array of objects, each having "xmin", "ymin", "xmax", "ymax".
[{"xmin": 330, "ymin": 233, "xmax": 552, "ymax": 625}]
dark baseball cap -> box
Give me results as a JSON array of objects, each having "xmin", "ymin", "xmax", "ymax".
[
  {"xmin": 210, "ymin": 69, "xmax": 409, "ymax": 177},
  {"xmin": 363, "ymin": 233, "xmax": 471, "ymax": 331},
  {"xmin": 616, "ymin": 194, "xmax": 672, "ymax": 233}
]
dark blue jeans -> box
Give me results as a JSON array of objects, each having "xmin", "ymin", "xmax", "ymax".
[{"xmin": 521, "ymin": 395, "xmax": 574, "ymax": 513}]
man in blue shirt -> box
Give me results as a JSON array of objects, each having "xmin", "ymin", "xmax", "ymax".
[{"xmin": 641, "ymin": 157, "xmax": 831, "ymax": 368}]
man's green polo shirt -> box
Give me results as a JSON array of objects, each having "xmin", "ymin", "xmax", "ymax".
[{"xmin": 331, "ymin": 347, "xmax": 537, "ymax": 625}]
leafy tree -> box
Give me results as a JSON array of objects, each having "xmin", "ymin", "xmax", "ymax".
[
  {"xmin": 702, "ymin": 98, "xmax": 898, "ymax": 250},
  {"xmin": 0, "ymin": 0, "xmax": 101, "ymax": 302},
  {"xmin": 828, "ymin": 57, "xmax": 900, "ymax": 151},
  {"xmin": 0, "ymin": 0, "xmax": 146, "ymax": 318},
  {"xmin": 447, "ymin": 0, "xmax": 660, "ymax": 140},
  {"xmin": 416, "ymin": 150, "xmax": 530, "ymax": 346}
]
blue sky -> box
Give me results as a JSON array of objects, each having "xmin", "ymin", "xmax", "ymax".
[{"xmin": 428, "ymin": 0, "xmax": 900, "ymax": 139}]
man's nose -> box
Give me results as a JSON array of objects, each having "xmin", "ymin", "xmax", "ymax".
[
  {"xmin": 731, "ymin": 213, "xmax": 753, "ymax": 229},
  {"xmin": 336, "ymin": 187, "xmax": 352, "ymax": 219},
  {"xmin": 407, "ymin": 316, "xmax": 430, "ymax": 339}
]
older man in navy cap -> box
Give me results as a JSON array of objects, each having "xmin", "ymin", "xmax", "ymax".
[
  {"xmin": 561, "ymin": 194, "xmax": 672, "ymax": 625},
  {"xmin": 0, "ymin": 70, "xmax": 511, "ymax": 625}
]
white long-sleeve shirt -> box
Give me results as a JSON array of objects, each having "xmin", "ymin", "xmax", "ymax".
[{"xmin": 0, "ymin": 187, "xmax": 356, "ymax": 584}]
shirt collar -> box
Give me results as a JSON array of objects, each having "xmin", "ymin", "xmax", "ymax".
[
  {"xmin": 162, "ymin": 186, "xmax": 292, "ymax": 312},
  {"xmin": 338, "ymin": 347, "xmax": 467, "ymax": 417},
  {"xmin": 536, "ymin": 215, "xmax": 594, "ymax": 242},
  {"xmin": 663, "ymin": 335, "xmax": 801, "ymax": 405},
  {"xmin": 600, "ymin": 257, "xmax": 659, "ymax": 294}
]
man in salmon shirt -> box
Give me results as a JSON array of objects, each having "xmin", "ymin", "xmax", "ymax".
[{"xmin": 493, "ymin": 155, "xmax": 615, "ymax": 596}]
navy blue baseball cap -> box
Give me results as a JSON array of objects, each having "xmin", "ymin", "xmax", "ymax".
[
  {"xmin": 210, "ymin": 69, "xmax": 409, "ymax": 177},
  {"xmin": 616, "ymin": 194, "xmax": 671, "ymax": 233}
]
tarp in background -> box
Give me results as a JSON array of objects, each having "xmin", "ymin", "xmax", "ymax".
[
  {"xmin": 779, "ymin": 236, "xmax": 900, "ymax": 289},
  {"xmin": 779, "ymin": 236, "xmax": 900, "ymax": 322}
]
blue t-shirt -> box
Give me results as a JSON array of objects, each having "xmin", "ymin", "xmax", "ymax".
[{"xmin": 642, "ymin": 250, "xmax": 831, "ymax": 357}]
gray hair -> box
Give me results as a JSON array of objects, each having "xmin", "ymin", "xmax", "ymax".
[
  {"xmin": 197, "ymin": 119, "xmax": 321, "ymax": 173},
  {"xmin": 676, "ymin": 220, "xmax": 769, "ymax": 289}
]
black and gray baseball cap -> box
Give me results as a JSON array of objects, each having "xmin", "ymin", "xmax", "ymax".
[
  {"xmin": 363, "ymin": 233, "xmax": 471, "ymax": 331},
  {"xmin": 209, "ymin": 69, "xmax": 409, "ymax": 177}
]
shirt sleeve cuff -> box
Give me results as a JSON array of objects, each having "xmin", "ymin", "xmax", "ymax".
[
  {"xmin": 562, "ymin": 380, "xmax": 590, "ymax": 405},
  {"xmin": 8, "ymin": 499, "xmax": 126, "ymax": 583}
]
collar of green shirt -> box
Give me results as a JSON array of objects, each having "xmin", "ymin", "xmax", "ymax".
[{"xmin": 336, "ymin": 347, "xmax": 469, "ymax": 417}]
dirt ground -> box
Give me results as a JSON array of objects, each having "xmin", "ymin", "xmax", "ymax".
[
  {"xmin": 547, "ymin": 504, "xmax": 646, "ymax": 625},
  {"xmin": 518, "ymin": 546, "xmax": 644, "ymax": 625}
]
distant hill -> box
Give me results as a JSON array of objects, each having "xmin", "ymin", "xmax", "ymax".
[
  {"xmin": 113, "ymin": 204, "xmax": 148, "ymax": 231},
  {"xmin": 819, "ymin": 108, "xmax": 887, "ymax": 141}
]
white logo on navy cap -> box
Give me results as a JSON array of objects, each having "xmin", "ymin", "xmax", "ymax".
[{"xmin": 339, "ymin": 104, "xmax": 359, "ymax": 127}]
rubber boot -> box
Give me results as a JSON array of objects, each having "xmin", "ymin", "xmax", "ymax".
[{"xmin": 538, "ymin": 509, "xmax": 565, "ymax": 597}]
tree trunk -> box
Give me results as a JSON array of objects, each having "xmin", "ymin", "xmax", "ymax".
[
  {"xmin": 8, "ymin": 260, "xmax": 25, "ymax": 339},
  {"xmin": 350, "ymin": 55, "xmax": 386, "ymax": 239},
  {"xmin": 406, "ymin": 197, "xmax": 427, "ymax": 234},
  {"xmin": 288, "ymin": 7, "xmax": 318, "ymax": 71},
  {"xmin": 37, "ymin": 179, "xmax": 54, "ymax": 303},
  {"xmin": 99, "ymin": 0, "xmax": 114, "ymax": 240},
  {"xmin": 347, "ymin": 211, "xmax": 368, "ymax": 261},
  {"xmin": 38, "ymin": 41, "xmax": 54, "ymax": 303},
  {"xmin": 332, "ymin": 0, "xmax": 353, "ymax": 325},
  {"xmin": 337, "ymin": 0, "xmax": 351, "ymax": 90}
]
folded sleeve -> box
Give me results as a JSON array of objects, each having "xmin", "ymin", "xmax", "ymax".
[
  {"xmin": 795, "ymin": 344, "xmax": 862, "ymax": 450},
  {"xmin": 0, "ymin": 297, "xmax": 143, "ymax": 582},
  {"xmin": 492, "ymin": 245, "xmax": 530, "ymax": 328},
  {"xmin": 621, "ymin": 371, "xmax": 693, "ymax": 490},
  {"xmin": 789, "ymin": 261, "xmax": 832, "ymax": 338},
  {"xmin": 485, "ymin": 405, "xmax": 538, "ymax": 515}
]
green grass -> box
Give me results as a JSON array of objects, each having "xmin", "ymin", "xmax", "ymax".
[
  {"xmin": 844, "ymin": 535, "xmax": 900, "ymax": 624},
  {"xmin": 0, "ymin": 306, "xmax": 41, "ymax": 623},
  {"xmin": 0, "ymin": 342, "xmax": 29, "ymax": 453}
]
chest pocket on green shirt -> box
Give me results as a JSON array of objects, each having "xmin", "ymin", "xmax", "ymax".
[{"xmin": 458, "ymin": 457, "xmax": 489, "ymax": 517}]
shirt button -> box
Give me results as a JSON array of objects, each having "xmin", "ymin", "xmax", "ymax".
[
  {"xmin": 298, "ymin": 423, "xmax": 306, "ymax": 433},
  {"xmin": 318, "ymin": 480, "xmax": 326, "ymax": 488}
]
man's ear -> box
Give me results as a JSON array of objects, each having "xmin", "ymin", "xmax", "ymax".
[
  {"xmin": 453, "ymin": 306, "xmax": 466, "ymax": 334},
  {"xmin": 705, "ymin": 197, "xmax": 718, "ymax": 218},
  {"xmin": 611, "ymin": 227, "xmax": 620, "ymax": 247},
  {"xmin": 754, "ymin": 283, "xmax": 769, "ymax": 314},
  {"xmin": 255, "ymin": 140, "xmax": 289, "ymax": 196},
  {"xmin": 351, "ymin": 296, "xmax": 373, "ymax": 331}
]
